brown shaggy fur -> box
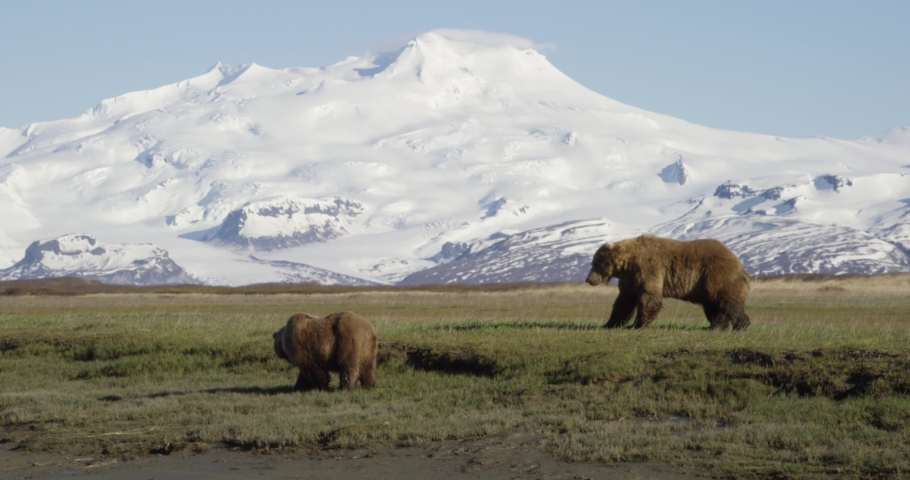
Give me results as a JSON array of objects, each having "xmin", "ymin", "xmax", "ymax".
[
  {"xmin": 272, "ymin": 311, "xmax": 378, "ymax": 390},
  {"xmin": 586, "ymin": 234, "xmax": 751, "ymax": 330}
]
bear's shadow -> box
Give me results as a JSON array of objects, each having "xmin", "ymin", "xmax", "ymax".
[
  {"xmin": 425, "ymin": 320, "xmax": 602, "ymax": 332},
  {"xmin": 144, "ymin": 385, "xmax": 298, "ymax": 399},
  {"xmin": 202, "ymin": 386, "xmax": 297, "ymax": 395},
  {"xmin": 203, "ymin": 385, "xmax": 358, "ymax": 395},
  {"xmin": 425, "ymin": 320, "xmax": 710, "ymax": 332}
]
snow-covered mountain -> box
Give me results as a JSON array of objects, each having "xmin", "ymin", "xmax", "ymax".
[
  {"xmin": 399, "ymin": 218, "xmax": 635, "ymax": 284},
  {"xmin": 0, "ymin": 234, "xmax": 196, "ymax": 285},
  {"xmin": 1, "ymin": 29, "xmax": 909, "ymax": 285},
  {"xmin": 200, "ymin": 196, "xmax": 363, "ymax": 251}
]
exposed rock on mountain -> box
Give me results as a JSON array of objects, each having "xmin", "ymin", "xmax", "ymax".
[
  {"xmin": 401, "ymin": 219, "xmax": 635, "ymax": 284},
  {"xmin": 248, "ymin": 256, "xmax": 377, "ymax": 285},
  {"xmin": 659, "ymin": 157, "xmax": 691, "ymax": 185},
  {"xmin": 0, "ymin": 234, "xmax": 197, "ymax": 285},
  {"xmin": 203, "ymin": 196, "xmax": 363, "ymax": 251}
]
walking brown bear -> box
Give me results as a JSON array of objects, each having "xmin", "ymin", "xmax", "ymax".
[
  {"xmin": 272, "ymin": 311, "xmax": 378, "ymax": 390},
  {"xmin": 585, "ymin": 234, "xmax": 751, "ymax": 330}
]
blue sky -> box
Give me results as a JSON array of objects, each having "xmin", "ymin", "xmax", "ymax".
[{"xmin": 1, "ymin": 0, "xmax": 907, "ymax": 139}]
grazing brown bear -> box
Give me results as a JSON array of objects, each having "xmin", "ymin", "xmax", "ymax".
[
  {"xmin": 586, "ymin": 234, "xmax": 751, "ymax": 330},
  {"xmin": 272, "ymin": 311, "xmax": 378, "ymax": 390}
]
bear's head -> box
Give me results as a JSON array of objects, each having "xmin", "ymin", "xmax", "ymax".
[
  {"xmin": 272, "ymin": 326, "xmax": 289, "ymax": 360},
  {"xmin": 586, "ymin": 241, "xmax": 617, "ymax": 286}
]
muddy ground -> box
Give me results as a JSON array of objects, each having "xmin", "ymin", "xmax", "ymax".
[{"xmin": 0, "ymin": 431, "xmax": 697, "ymax": 480}]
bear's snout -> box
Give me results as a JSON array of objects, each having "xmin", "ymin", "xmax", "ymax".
[
  {"xmin": 272, "ymin": 327, "xmax": 289, "ymax": 360},
  {"xmin": 586, "ymin": 270, "xmax": 602, "ymax": 286}
]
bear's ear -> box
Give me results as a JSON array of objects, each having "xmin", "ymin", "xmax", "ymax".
[{"xmin": 603, "ymin": 241, "xmax": 615, "ymax": 250}]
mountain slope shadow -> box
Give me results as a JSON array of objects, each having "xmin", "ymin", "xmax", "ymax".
[{"xmin": 354, "ymin": 47, "xmax": 406, "ymax": 77}]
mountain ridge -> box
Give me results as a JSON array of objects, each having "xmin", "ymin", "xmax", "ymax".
[{"xmin": 1, "ymin": 29, "xmax": 908, "ymax": 285}]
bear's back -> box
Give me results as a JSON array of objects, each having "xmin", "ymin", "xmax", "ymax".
[
  {"xmin": 637, "ymin": 235, "xmax": 741, "ymax": 267},
  {"xmin": 326, "ymin": 311, "xmax": 377, "ymax": 344},
  {"xmin": 285, "ymin": 313, "xmax": 336, "ymax": 361},
  {"xmin": 629, "ymin": 235, "xmax": 747, "ymax": 298}
]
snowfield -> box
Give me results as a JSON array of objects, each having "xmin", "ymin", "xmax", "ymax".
[{"xmin": 1, "ymin": 30, "xmax": 909, "ymax": 285}]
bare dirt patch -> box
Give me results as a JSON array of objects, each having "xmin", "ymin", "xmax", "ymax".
[{"xmin": 0, "ymin": 431, "xmax": 696, "ymax": 480}]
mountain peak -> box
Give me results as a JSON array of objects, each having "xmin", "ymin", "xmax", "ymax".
[
  {"xmin": 863, "ymin": 125, "xmax": 910, "ymax": 146},
  {"xmin": 418, "ymin": 29, "xmax": 541, "ymax": 51},
  {"xmin": 363, "ymin": 29, "xmax": 558, "ymax": 94},
  {"xmin": 1, "ymin": 30, "xmax": 909, "ymax": 286},
  {"xmin": 206, "ymin": 62, "xmax": 274, "ymax": 86}
]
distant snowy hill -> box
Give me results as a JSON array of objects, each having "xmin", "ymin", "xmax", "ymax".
[
  {"xmin": 0, "ymin": 234, "xmax": 196, "ymax": 285},
  {"xmin": 200, "ymin": 196, "xmax": 363, "ymax": 251},
  {"xmin": 400, "ymin": 219, "xmax": 635, "ymax": 284},
  {"xmin": 1, "ymin": 29, "xmax": 909, "ymax": 285}
]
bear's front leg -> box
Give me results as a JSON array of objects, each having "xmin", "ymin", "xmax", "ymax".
[
  {"xmin": 604, "ymin": 293, "xmax": 637, "ymax": 328},
  {"xmin": 294, "ymin": 371, "xmax": 316, "ymax": 391},
  {"xmin": 704, "ymin": 301, "xmax": 750, "ymax": 330},
  {"xmin": 703, "ymin": 302, "xmax": 732, "ymax": 330},
  {"xmin": 729, "ymin": 302, "xmax": 751, "ymax": 330},
  {"xmin": 633, "ymin": 294, "xmax": 662, "ymax": 329},
  {"xmin": 295, "ymin": 368, "xmax": 332, "ymax": 391}
]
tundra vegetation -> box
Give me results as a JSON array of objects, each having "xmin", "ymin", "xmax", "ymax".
[{"xmin": 1, "ymin": 275, "xmax": 909, "ymax": 478}]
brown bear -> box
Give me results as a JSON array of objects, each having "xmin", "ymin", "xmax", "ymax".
[
  {"xmin": 272, "ymin": 311, "xmax": 378, "ymax": 390},
  {"xmin": 585, "ymin": 234, "xmax": 751, "ymax": 330}
]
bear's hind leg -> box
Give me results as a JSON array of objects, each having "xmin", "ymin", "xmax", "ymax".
[
  {"xmin": 339, "ymin": 368, "xmax": 358, "ymax": 390},
  {"xmin": 359, "ymin": 358, "xmax": 377, "ymax": 389},
  {"xmin": 633, "ymin": 294, "xmax": 662, "ymax": 329},
  {"xmin": 604, "ymin": 293, "xmax": 637, "ymax": 328}
]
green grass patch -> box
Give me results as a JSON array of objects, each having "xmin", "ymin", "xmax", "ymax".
[{"xmin": 1, "ymin": 282, "xmax": 909, "ymax": 477}]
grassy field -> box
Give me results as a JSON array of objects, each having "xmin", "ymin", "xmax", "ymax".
[{"xmin": 1, "ymin": 276, "xmax": 909, "ymax": 478}]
